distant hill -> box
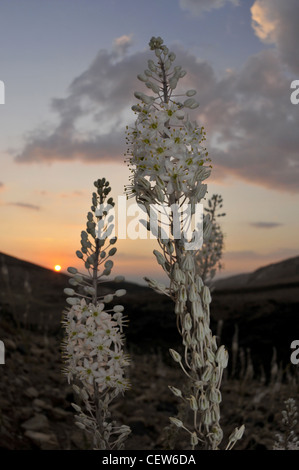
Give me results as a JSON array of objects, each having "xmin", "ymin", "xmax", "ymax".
[
  {"xmin": 0, "ymin": 251, "xmax": 69, "ymax": 329},
  {"xmin": 1, "ymin": 251, "xmax": 299, "ymax": 373},
  {"xmin": 214, "ymin": 255, "xmax": 299, "ymax": 290}
]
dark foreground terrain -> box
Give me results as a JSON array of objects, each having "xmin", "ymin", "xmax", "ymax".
[{"xmin": 0, "ymin": 252, "xmax": 299, "ymax": 450}]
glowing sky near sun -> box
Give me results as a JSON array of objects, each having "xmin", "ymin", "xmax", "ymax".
[{"xmin": 0, "ymin": 0, "xmax": 298, "ymax": 284}]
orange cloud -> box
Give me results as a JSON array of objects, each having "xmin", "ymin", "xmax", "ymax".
[{"xmin": 251, "ymin": 1, "xmax": 278, "ymax": 43}]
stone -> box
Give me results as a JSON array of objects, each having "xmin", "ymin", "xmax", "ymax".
[
  {"xmin": 24, "ymin": 387, "xmax": 39, "ymax": 398},
  {"xmin": 17, "ymin": 406, "xmax": 34, "ymax": 422},
  {"xmin": 32, "ymin": 399, "xmax": 51, "ymax": 411},
  {"xmin": 2, "ymin": 338, "xmax": 17, "ymax": 351},
  {"xmin": 24, "ymin": 430, "xmax": 59, "ymax": 450},
  {"xmin": 50, "ymin": 407, "xmax": 72, "ymax": 420},
  {"xmin": 70, "ymin": 429, "xmax": 86, "ymax": 449},
  {"xmin": 21, "ymin": 413, "xmax": 49, "ymax": 432}
]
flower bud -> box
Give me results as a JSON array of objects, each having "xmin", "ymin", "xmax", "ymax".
[
  {"xmin": 211, "ymin": 335, "xmax": 218, "ymax": 352},
  {"xmin": 209, "ymin": 386, "xmax": 222, "ymax": 404},
  {"xmin": 67, "ymin": 267, "xmax": 78, "ymax": 274},
  {"xmin": 169, "ymin": 417, "xmax": 183, "ymax": 428},
  {"xmin": 66, "ymin": 297, "xmax": 79, "ymax": 305},
  {"xmin": 181, "ymin": 253, "xmax": 194, "ymax": 271},
  {"xmin": 71, "ymin": 403, "xmax": 82, "ymax": 413},
  {"xmin": 153, "ymin": 250, "xmax": 165, "ymax": 266},
  {"xmin": 192, "ymin": 300, "xmax": 204, "ymax": 319},
  {"xmin": 134, "ymin": 91, "xmax": 155, "ymax": 105},
  {"xmin": 202, "ymin": 363, "xmax": 213, "ymax": 382},
  {"xmin": 137, "ymin": 74, "xmax": 148, "ymax": 82},
  {"xmin": 215, "ymin": 345, "xmax": 228, "ymax": 368},
  {"xmin": 195, "ymin": 274, "xmax": 204, "ymax": 292},
  {"xmin": 211, "ymin": 367, "xmax": 220, "ymax": 385},
  {"xmin": 64, "ymin": 288, "xmax": 75, "ymax": 296},
  {"xmin": 147, "ymin": 59, "xmax": 156, "ymax": 72},
  {"xmin": 145, "ymin": 81, "xmax": 160, "ymax": 94},
  {"xmin": 189, "ymin": 101, "xmax": 199, "ymax": 109},
  {"xmin": 189, "ymin": 395, "xmax": 198, "ymax": 411},
  {"xmin": 175, "ymin": 301, "xmax": 184, "ymax": 315},
  {"xmin": 113, "ymin": 305, "xmax": 124, "ymax": 313},
  {"xmin": 173, "ymin": 263, "xmax": 183, "ymax": 282},
  {"xmin": 190, "ymin": 432, "xmax": 198, "ymax": 447},
  {"xmin": 198, "ymin": 393, "xmax": 209, "ymax": 411},
  {"xmin": 105, "ymin": 260, "xmax": 113, "ymax": 269},
  {"xmin": 115, "ymin": 289, "xmax": 126, "ymax": 297},
  {"xmin": 206, "ymin": 348, "xmax": 215, "ymax": 363},
  {"xmin": 186, "ymin": 90, "xmax": 196, "ymax": 97},
  {"xmin": 153, "ymin": 185, "xmax": 165, "ymax": 203},
  {"xmin": 193, "ymin": 351, "xmax": 204, "ymax": 369},
  {"xmin": 189, "ymin": 283, "xmax": 198, "ymax": 302},
  {"xmin": 211, "ymin": 403, "xmax": 220, "ymax": 422},
  {"xmin": 211, "ymin": 425, "xmax": 223, "ymax": 445},
  {"xmin": 197, "ymin": 321, "xmax": 205, "ymax": 341},
  {"xmin": 169, "ymin": 76, "xmax": 178, "ymax": 90},
  {"xmin": 169, "ymin": 348, "xmax": 182, "ymax": 363},
  {"xmin": 75, "ymin": 422, "xmax": 86, "ymax": 430},
  {"xmin": 202, "ymin": 285, "xmax": 211, "ymax": 305},
  {"xmin": 228, "ymin": 424, "xmax": 245, "ymax": 443},
  {"xmin": 203, "ymin": 409, "xmax": 212, "ymax": 427},
  {"xmin": 168, "ymin": 386, "xmax": 182, "ymax": 397},
  {"xmin": 184, "ymin": 98, "xmax": 195, "ymax": 108},
  {"xmin": 183, "ymin": 313, "xmax": 192, "ymax": 331},
  {"xmin": 131, "ymin": 104, "xmax": 142, "ymax": 112},
  {"xmin": 164, "ymin": 59, "xmax": 171, "ymax": 71},
  {"xmin": 179, "ymin": 285, "xmax": 187, "ymax": 302}
]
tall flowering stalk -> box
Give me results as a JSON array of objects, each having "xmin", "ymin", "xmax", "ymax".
[
  {"xmin": 62, "ymin": 178, "xmax": 131, "ymax": 450},
  {"xmin": 125, "ymin": 37, "xmax": 243, "ymax": 450},
  {"xmin": 196, "ymin": 194, "xmax": 225, "ymax": 285},
  {"xmin": 273, "ymin": 398, "xmax": 299, "ymax": 450}
]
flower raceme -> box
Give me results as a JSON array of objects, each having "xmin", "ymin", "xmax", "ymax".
[
  {"xmin": 125, "ymin": 38, "xmax": 211, "ymax": 211},
  {"xmin": 64, "ymin": 299, "xmax": 130, "ymax": 395},
  {"xmin": 126, "ymin": 36, "xmax": 244, "ymax": 451},
  {"xmin": 196, "ymin": 194, "xmax": 225, "ymax": 285},
  {"xmin": 62, "ymin": 178, "xmax": 130, "ymax": 450}
]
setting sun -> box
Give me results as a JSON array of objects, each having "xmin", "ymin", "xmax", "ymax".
[{"xmin": 54, "ymin": 264, "xmax": 62, "ymax": 272}]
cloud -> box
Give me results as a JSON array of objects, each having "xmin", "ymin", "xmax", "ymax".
[
  {"xmin": 59, "ymin": 190, "xmax": 84, "ymax": 198},
  {"xmin": 249, "ymin": 222, "xmax": 283, "ymax": 229},
  {"xmin": 251, "ymin": 0, "xmax": 299, "ymax": 74},
  {"xmin": 8, "ymin": 202, "xmax": 41, "ymax": 210},
  {"xmin": 15, "ymin": 37, "xmax": 145, "ymax": 164},
  {"xmin": 179, "ymin": 0, "xmax": 239, "ymax": 16},
  {"xmin": 0, "ymin": 182, "xmax": 4, "ymax": 191},
  {"xmin": 196, "ymin": 49, "xmax": 299, "ymax": 192},
  {"xmin": 113, "ymin": 34, "xmax": 133, "ymax": 56},
  {"xmin": 14, "ymin": 37, "xmax": 299, "ymax": 193},
  {"xmin": 225, "ymin": 247, "xmax": 299, "ymax": 260}
]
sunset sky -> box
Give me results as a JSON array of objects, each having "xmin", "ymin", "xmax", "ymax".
[{"xmin": 0, "ymin": 0, "xmax": 298, "ymax": 285}]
